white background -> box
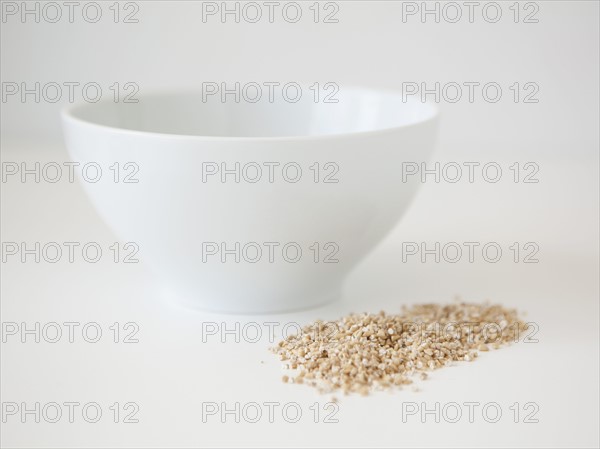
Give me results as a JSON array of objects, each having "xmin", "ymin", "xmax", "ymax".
[{"xmin": 1, "ymin": 1, "xmax": 599, "ymax": 447}]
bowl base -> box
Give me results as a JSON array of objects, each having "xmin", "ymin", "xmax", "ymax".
[{"xmin": 157, "ymin": 285, "xmax": 342, "ymax": 315}]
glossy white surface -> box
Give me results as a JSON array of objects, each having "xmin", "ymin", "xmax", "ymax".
[{"xmin": 62, "ymin": 90, "xmax": 439, "ymax": 312}]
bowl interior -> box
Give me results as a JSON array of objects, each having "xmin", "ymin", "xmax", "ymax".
[{"xmin": 66, "ymin": 87, "xmax": 437, "ymax": 138}]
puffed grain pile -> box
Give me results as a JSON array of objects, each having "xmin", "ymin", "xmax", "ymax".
[{"xmin": 271, "ymin": 302, "xmax": 529, "ymax": 395}]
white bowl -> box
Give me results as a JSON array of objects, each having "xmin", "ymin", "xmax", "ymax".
[{"xmin": 62, "ymin": 87, "xmax": 439, "ymax": 313}]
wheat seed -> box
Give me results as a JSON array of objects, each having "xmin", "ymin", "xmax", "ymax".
[{"xmin": 271, "ymin": 301, "xmax": 528, "ymax": 395}]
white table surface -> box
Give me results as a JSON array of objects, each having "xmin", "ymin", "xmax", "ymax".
[{"xmin": 1, "ymin": 140, "xmax": 598, "ymax": 448}]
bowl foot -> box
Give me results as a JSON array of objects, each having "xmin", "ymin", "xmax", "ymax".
[{"xmin": 157, "ymin": 284, "xmax": 342, "ymax": 315}]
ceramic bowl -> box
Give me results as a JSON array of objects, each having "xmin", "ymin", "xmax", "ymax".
[{"xmin": 62, "ymin": 87, "xmax": 439, "ymax": 313}]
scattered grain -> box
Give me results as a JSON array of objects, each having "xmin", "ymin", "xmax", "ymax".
[{"xmin": 271, "ymin": 301, "xmax": 528, "ymax": 395}]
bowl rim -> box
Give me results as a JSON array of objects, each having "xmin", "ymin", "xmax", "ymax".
[{"xmin": 61, "ymin": 85, "xmax": 440, "ymax": 142}]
